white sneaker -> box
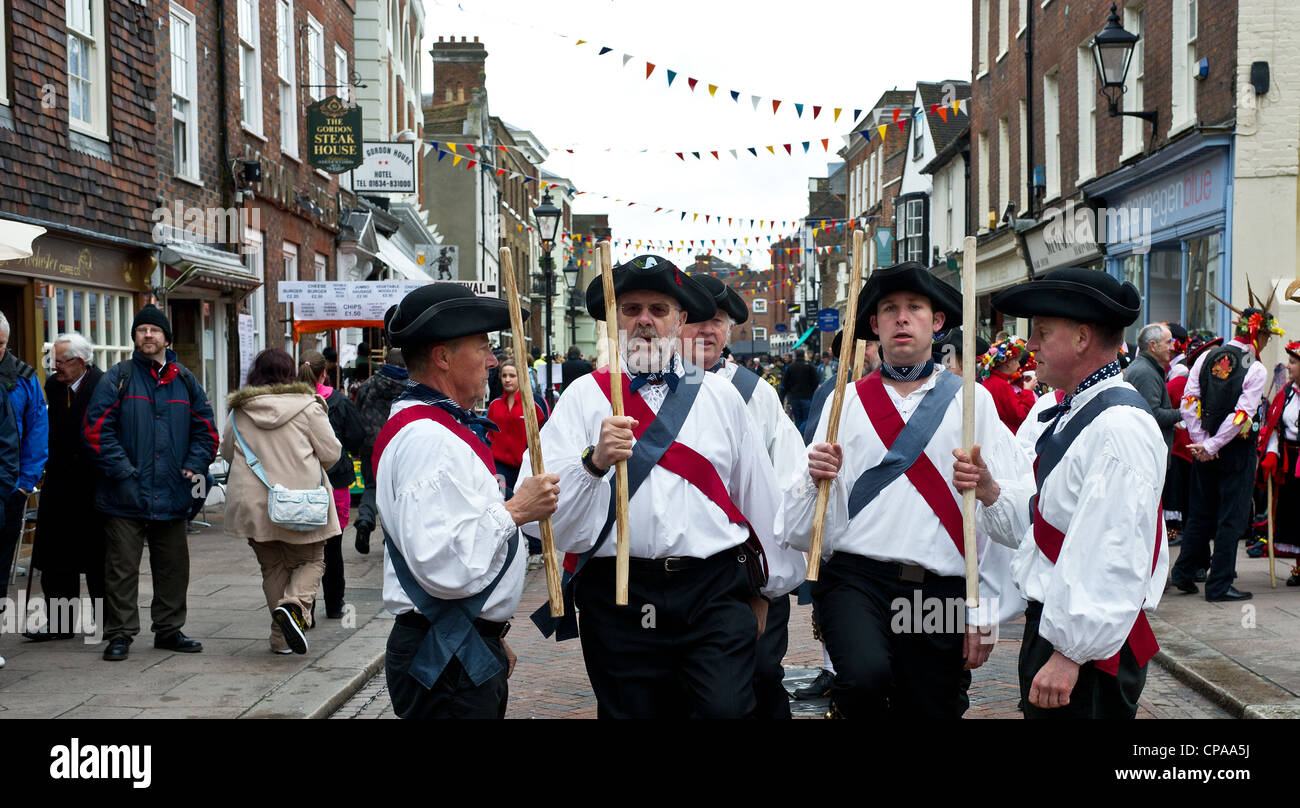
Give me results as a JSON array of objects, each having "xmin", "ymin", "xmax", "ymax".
[
  {"xmin": 272, "ymin": 648, "xmax": 294, "ymax": 655},
  {"xmin": 0, "ymin": 655, "xmax": 6, "ymax": 668}
]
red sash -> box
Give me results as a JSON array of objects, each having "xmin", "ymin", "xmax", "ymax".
[
  {"xmin": 855, "ymin": 372, "xmax": 965, "ymax": 557},
  {"xmin": 372, "ymin": 404, "xmax": 496, "ymax": 478},
  {"xmin": 1031, "ymin": 489, "xmax": 1161, "ymax": 675},
  {"xmin": 593, "ymin": 370, "xmax": 753, "ymax": 530}
]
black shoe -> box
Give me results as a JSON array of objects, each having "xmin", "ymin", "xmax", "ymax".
[
  {"xmin": 1170, "ymin": 578, "xmax": 1198, "ymax": 594},
  {"xmin": 308, "ymin": 600, "xmax": 316, "ymax": 630},
  {"xmin": 23, "ymin": 629, "xmax": 74, "ymax": 642},
  {"xmin": 1194, "ymin": 569, "xmax": 1208, "ymax": 582},
  {"xmin": 154, "ymin": 631, "xmax": 203, "ymax": 652},
  {"xmin": 1207, "ymin": 587, "xmax": 1253, "ymax": 602},
  {"xmin": 354, "ymin": 525, "xmax": 371, "ymax": 555},
  {"xmin": 1288, "ymin": 572, "xmax": 1300, "ymax": 587},
  {"xmin": 326, "ymin": 605, "xmax": 345, "ymax": 619},
  {"xmin": 272, "ymin": 605, "xmax": 309, "ymax": 655},
  {"xmin": 103, "ymin": 636, "xmax": 131, "ymax": 661},
  {"xmin": 794, "ymin": 669, "xmax": 835, "ymax": 700}
]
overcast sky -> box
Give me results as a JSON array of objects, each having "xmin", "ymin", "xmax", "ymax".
[{"xmin": 423, "ymin": 0, "xmax": 972, "ymax": 269}]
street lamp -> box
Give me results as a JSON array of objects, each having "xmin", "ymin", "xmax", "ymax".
[
  {"xmin": 563, "ymin": 257, "xmax": 580, "ymax": 347},
  {"xmin": 533, "ymin": 190, "xmax": 563, "ymax": 406},
  {"xmin": 1091, "ymin": 4, "xmax": 1157, "ymax": 150}
]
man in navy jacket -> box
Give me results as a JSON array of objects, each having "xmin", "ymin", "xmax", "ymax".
[{"xmin": 83, "ymin": 305, "xmax": 217, "ymax": 661}]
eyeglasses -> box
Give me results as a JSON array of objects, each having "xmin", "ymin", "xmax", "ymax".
[
  {"xmin": 618, "ymin": 302, "xmax": 679, "ymax": 318},
  {"xmin": 53, "ymin": 357, "xmax": 84, "ymax": 366}
]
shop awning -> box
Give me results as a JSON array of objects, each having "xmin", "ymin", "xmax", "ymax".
[
  {"xmin": 790, "ymin": 326, "xmax": 817, "ymax": 349},
  {"xmin": 376, "ymin": 235, "xmax": 432, "ymax": 281},
  {"xmin": 0, "ymin": 218, "xmax": 45, "ymax": 261},
  {"xmin": 158, "ymin": 239, "xmax": 262, "ymax": 293}
]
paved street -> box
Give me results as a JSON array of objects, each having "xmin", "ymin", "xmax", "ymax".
[{"xmin": 332, "ymin": 559, "xmax": 1232, "ymax": 720}]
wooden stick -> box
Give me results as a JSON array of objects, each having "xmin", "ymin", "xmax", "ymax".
[
  {"xmin": 961, "ymin": 236, "xmax": 980, "ymax": 607},
  {"xmin": 598, "ymin": 243, "xmax": 632, "ymax": 606},
  {"xmin": 807, "ymin": 229, "xmax": 866, "ymax": 581},
  {"xmin": 1268, "ymin": 476, "xmax": 1276, "ymax": 589},
  {"xmin": 852, "ymin": 339, "xmax": 867, "ymax": 380},
  {"xmin": 498, "ymin": 248, "xmax": 563, "ymax": 617}
]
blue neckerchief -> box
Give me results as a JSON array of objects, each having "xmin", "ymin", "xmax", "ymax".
[
  {"xmin": 880, "ymin": 358, "xmax": 934, "ymax": 382},
  {"xmin": 708, "ymin": 359, "xmax": 726, "ymax": 373},
  {"xmin": 1035, "ymin": 360, "xmax": 1123, "ymax": 453},
  {"xmin": 378, "ymin": 364, "xmax": 409, "ymax": 381},
  {"xmin": 630, "ymin": 371, "xmax": 680, "ymax": 393},
  {"xmin": 399, "ymin": 381, "xmax": 499, "ymax": 442}
]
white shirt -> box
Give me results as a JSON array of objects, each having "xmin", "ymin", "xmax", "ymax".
[
  {"xmin": 715, "ymin": 360, "xmax": 808, "ymax": 588},
  {"xmin": 1266, "ymin": 387, "xmax": 1300, "ymax": 453},
  {"xmin": 982, "ymin": 375, "xmax": 1169, "ymax": 665},
  {"xmin": 376, "ymin": 399, "xmax": 526, "ymax": 622},
  {"xmin": 69, "ymin": 371, "xmax": 87, "ymax": 394},
  {"xmin": 782, "ymin": 368, "xmax": 1030, "ymax": 624},
  {"xmin": 519, "ymin": 365, "xmax": 800, "ymax": 598}
]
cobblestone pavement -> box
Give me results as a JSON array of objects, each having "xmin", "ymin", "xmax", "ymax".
[{"xmin": 332, "ymin": 566, "xmax": 1232, "ymax": 719}]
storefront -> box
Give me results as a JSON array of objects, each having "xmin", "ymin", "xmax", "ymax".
[
  {"xmin": 0, "ymin": 233, "xmax": 149, "ymax": 376},
  {"xmin": 1083, "ymin": 132, "xmax": 1233, "ymax": 347}
]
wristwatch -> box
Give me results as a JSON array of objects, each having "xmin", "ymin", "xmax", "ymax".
[{"xmin": 581, "ymin": 445, "xmax": 608, "ymax": 477}]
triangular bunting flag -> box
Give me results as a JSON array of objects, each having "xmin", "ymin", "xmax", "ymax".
[
  {"xmin": 465, "ymin": 144, "xmax": 475, "ymax": 153},
  {"xmin": 938, "ymin": 106, "xmax": 948, "ymax": 122},
  {"xmin": 576, "ymin": 39, "xmax": 586, "ymax": 46},
  {"xmin": 752, "ymin": 95, "xmax": 761, "ymax": 111},
  {"xmin": 447, "ymin": 143, "xmax": 457, "ymax": 154},
  {"xmin": 783, "ymin": 143, "xmax": 792, "ymax": 154},
  {"xmin": 802, "ymin": 141, "xmax": 810, "ymax": 152},
  {"xmin": 833, "ymin": 108, "xmax": 842, "ymax": 122},
  {"xmin": 497, "ymin": 144, "xmax": 508, "ymax": 152},
  {"xmin": 877, "ymin": 124, "xmax": 887, "ymax": 141},
  {"xmin": 693, "ymin": 214, "xmax": 698, "ymax": 222},
  {"xmin": 691, "ymin": 151, "xmax": 700, "ymax": 159},
  {"xmin": 729, "ymin": 149, "xmax": 738, "ymax": 159},
  {"xmin": 821, "ymin": 138, "xmax": 830, "ymax": 151},
  {"xmin": 708, "ymin": 84, "xmax": 718, "ymax": 96},
  {"xmin": 892, "ymin": 108, "xmax": 901, "ymax": 125},
  {"xmin": 437, "ymin": 150, "xmax": 447, "ymax": 162},
  {"xmin": 623, "ymin": 54, "xmax": 633, "ymax": 67},
  {"xmin": 467, "ymin": 160, "xmax": 477, "ymax": 170},
  {"xmin": 960, "ymin": 99, "xmax": 969, "ymax": 115},
  {"xmin": 747, "ymin": 147, "xmax": 757, "ymax": 156},
  {"xmin": 598, "ymin": 46, "xmax": 612, "ymax": 55},
  {"xmin": 646, "ymin": 62, "xmax": 655, "ymax": 78},
  {"xmin": 706, "ymin": 215, "xmax": 711, "ymax": 223},
  {"xmin": 711, "ymin": 151, "xmax": 719, "ymax": 159},
  {"xmin": 795, "ymin": 103, "xmax": 804, "ymax": 117},
  {"xmin": 676, "ymin": 152, "xmax": 684, "ymax": 160},
  {"xmin": 766, "ymin": 145, "xmax": 775, "ymax": 154},
  {"xmin": 930, "ymin": 103, "xmax": 939, "ymax": 115},
  {"xmin": 687, "ymin": 77, "xmax": 698, "ymax": 91},
  {"xmin": 772, "ymin": 99, "xmax": 782, "ymax": 113},
  {"xmin": 951, "ymin": 99, "xmax": 960, "ymax": 113},
  {"xmin": 681, "ymin": 212, "xmax": 687, "ymax": 220},
  {"xmin": 666, "ymin": 69, "xmax": 677, "ymax": 86},
  {"xmin": 495, "ymin": 168, "xmax": 506, "ymax": 176},
  {"xmin": 523, "ymin": 176, "xmax": 535, "ymax": 184},
  {"xmin": 452, "ymin": 154, "xmax": 463, "ymax": 166},
  {"xmin": 858, "ymin": 129, "xmax": 870, "ymax": 141}
]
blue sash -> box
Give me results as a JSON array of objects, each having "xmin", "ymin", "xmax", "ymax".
[
  {"xmin": 729, "ymin": 365, "xmax": 763, "ymax": 404},
  {"xmin": 530, "ymin": 372, "xmax": 703, "ymax": 641},
  {"xmin": 803, "ymin": 378, "xmax": 835, "ymax": 445},
  {"xmin": 846, "ymin": 371, "xmax": 962, "ymax": 519},
  {"xmin": 384, "ymin": 528, "xmax": 519, "ymax": 688},
  {"xmin": 1031, "ymin": 385, "xmax": 1151, "ymax": 517}
]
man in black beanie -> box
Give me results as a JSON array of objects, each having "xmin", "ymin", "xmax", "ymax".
[{"xmin": 84, "ymin": 304, "xmax": 217, "ymax": 661}]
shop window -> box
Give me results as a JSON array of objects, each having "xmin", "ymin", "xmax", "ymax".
[
  {"xmin": 1147, "ymin": 249, "xmax": 1182, "ymax": 332},
  {"xmin": 40, "ymin": 285, "xmax": 134, "ymax": 369},
  {"xmin": 752, "ymin": 299, "xmax": 768, "ymax": 314},
  {"xmin": 1184, "ymin": 233, "xmax": 1220, "ymax": 335},
  {"xmin": 752, "ymin": 327, "xmax": 767, "ymax": 341}
]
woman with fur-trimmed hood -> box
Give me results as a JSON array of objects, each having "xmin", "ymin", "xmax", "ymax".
[{"xmin": 221, "ymin": 348, "xmax": 341, "ymax": 655}]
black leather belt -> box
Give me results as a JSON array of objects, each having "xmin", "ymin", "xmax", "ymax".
[
  {"xmin": 395, "ymin": 610, "xmax": 510, "ymax": 639},
  {"xmin": 588, "ymin": 547, "xmax": 735, "ymax": 574},
  {"xmin": 840, "ymin": 554, "xmax": 941, "ymax": 584}
]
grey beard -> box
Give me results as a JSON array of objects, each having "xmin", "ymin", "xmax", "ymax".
[{"xmin": 624, "ymin": 334, "xmax": 679, "ymax": 375}]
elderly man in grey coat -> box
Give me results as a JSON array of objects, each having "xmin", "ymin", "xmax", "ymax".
[{"xmin": 1125, "ymin": 322, "xmax": 1181, "ymax": 452}]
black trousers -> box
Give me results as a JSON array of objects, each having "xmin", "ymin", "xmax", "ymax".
[
  {"xmin": 322, "ymin": 534, "xmax": 344, "ymax": 614},
  {"xmin": 1019, "ymin": 601, "xmax": 1146, "ymax": 719},
  {"xmin": 355, "ymin": 452, "xmax": 377, "ymax": 531},
  {"xmin": 384, "ymin": 621, "xmax": 508, "ymax": 719},
  {"xmin": 752, "ymin": 593, "xmax": 791, "ymax": 719},
  {"xmin": 1172, "ymin": 438, "xmax": 1256, "ymax": 598},
  {"xmin": 575, "ymin": 550, "xmax": 758, "ymax": 719},
  {"xmin": 811, "ymin": 553, "xmax": 970, "ymax": 719}
]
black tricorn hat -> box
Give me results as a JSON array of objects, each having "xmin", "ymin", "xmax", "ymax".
[
  {"xmin": 691, "ymin": 274, "xmax": 749, "ymax": 324},
  {"xmin": 585, "ymin": 254, "xmax": 716, "ymax": 323},
  {"xmin": 854, "ymin": 262, "xmax": 963, "ymax": 341},
  {"xmin": 387, "ymin": 283, "xmax": 525, "ymax": 349},
  {"xmin": 991, "ymin": 267, "xmax": 1141, "ymax": 328},
  {"xmin": 932, "ymin": 327, "xmax": 990, "ymax": 362}
]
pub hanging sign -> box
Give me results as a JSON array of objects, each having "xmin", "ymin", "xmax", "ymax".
[{"xmin": 307, "ymin": 96, "xmax": 362, "ymax": 174}]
